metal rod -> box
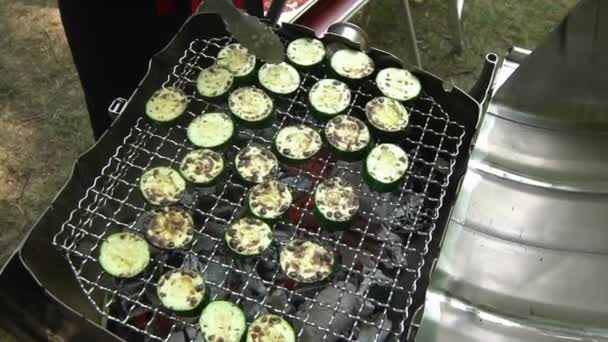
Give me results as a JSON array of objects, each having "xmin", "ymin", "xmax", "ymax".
[{"xmin": 400, "ymin": 0, "xmax": 422, "ymax": 68}]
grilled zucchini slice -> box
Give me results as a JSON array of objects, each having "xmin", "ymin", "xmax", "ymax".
[
  {"xmin": 314, "ymin": 176, "xmax": 360, "ymax": 227},
  {"xmin": 225, "ymin": 217, "xmax": 273, "ymax": 256},
  {"xmin": 228, "ymin": 86, "xmax": 274, "ymax": 127},
  {"xmin": 365, "ymin": 97, "xmax": 409, "ymax": 134},
  {"xmin": 217, "ymin": 43, "xmax": 256, "ymax": 78},
  {"xmin": 199, "ymin": 301, "xmax": 247, "ymax": 342},
  {"xmin": 324, "ymin": 115, "xmax": 371, "ymax": 160},
  {"xmin": 376, "ymin": 67, "xmax": 421, "ymax": 102},
  {"xmin": 309, "ymin": 79, "xmax": 351, "ymax": 119},
  {"xmin": 280, "ymin": 239, "xmax": 334, "ymax": 283},
  {"xmin": 274, "ymin": 125, "xmax": 323, "ymax": 162},
  {"xmin": 286, "ymin": 37, "xmax": 325, "ymax": 68},
  {"xmin": 140, "ymin": 167, "xmax": 186, "ymax": 205},
  {"xmin": 179, "ymin": 149, "xmax": 224, "ymax": 185},
  {"xmin": 99, "ymin": 232, "xmax": 150, "ymax": 278},
  {"xmin": 187, "ymin": 112, "xmax": 234, "ymax": 149},
  {"xmin": 248, "ymin": 180, "xmax": 292, "ymax": 220},
  {"xmin": 235, "ymin": 144, "xmax": 279, "ymax": 184},
  {"xmin": 246, "ymin": 314, "xmax": 296, "ymax": 342},
  {"xmin": 143, "ymin": 206, "xmax": 194, "ymax": 250},
  {"xmin": 196, "ymin": 65, "xmax": 234, "ymax": 99},
  {"xmin": 365, "ymin": 143, "xmax": 409, "ymax": 192},
  {"xmin": 157, "ymin": 269, "xmax": 206, "ymax": 314},
  {"xmin": 145, "ymin": 87, "xmax": 188, "ymax": 124},
  {"xmin": 330, "ymin": 49, "xmax": 375, "ymax": 81},
  {"xmin": 258, "ymin": 62, "xmax": 301, "ymax": 95}
]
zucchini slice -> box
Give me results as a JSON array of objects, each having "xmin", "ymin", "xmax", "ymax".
[
  {"xmin": 235, "ymin": 144, "xmax": 279, "ymax": 184},
  {"xmin": 280, "ymin": 239, "xmax": 334, "ymax": 283},
  {"xmin": 157, "ymin": 269, "xmax": 206, "ymax": 313},
  {"xmin": 258, "ymin": 62, "xmax": 301, "ymax": 95},
  {"xmin": 330, "ymin": 49, "xmax": 375, "ymax": 81},
  {"xmin": 286, "ymin": 38, "xmax": 325, "ymax": 68},
  {"xmin": 225, "ymin": 217, "xmax": 273, "ymax": 256},
  {"xmin": 179, "ymin": 149, "xmax": 225, "ymax": 185},
  {"xmin": 324, "ymin": 115, "xmax": 371, "ymax": 160},
  {"xmin": 309, "ymin": 79, "xmax": 351, "ymax": 118},
  {"xmin": 274, "ymin": 125, "xmax": 323, "ymax": 162},
  {"xmin": 196, "ymin": 65, "xmax": 234, "ymax": 99},
  {"xmin": 217, "ymin": 43, "xmax": 256, "ymax": 78},
  {"xmin": 246, "ymin": 314, "xmax": 296, "ymax": 342},
  {"xmin": 140, "ymin": 167, "xmax": 186, "ymax": 205},
  {"xmin": 248, "ymin": 180, "xmax": 292, "ymax": 220},
  {"xmin": 199, "ymin": 301, "xmax": 247, "ymax": 342},
  {"xmin": 228, "ymin": 86, "xmax": 274, "ymax": 125},
  {"xmin": 365, "ymin": 97, "xmax": 409, "ymax": 133},
  {"xmin": 365, "ymin": 143, "xmax": 409, "ymax": 191},
  {"xmin": 187, "ymin": 112, "xmax": 234, "ymax": 149},
  {"xmin": 376, "ymin": 67, "xmax": 421, "ymax": 102},
  {"xmin": 145, "ymin": 87, "xmax": 188, "ymax": 124},
  {"xmin": 143, "ymin": 206, "xmax": 194, "ymax": 250},
  {"xmin": 314, "ymin": 176, "xmax": 360, "ymax": 224},
  {"xmin": 99, "ymin": 232, "xmax": 150, "ymax": 278}
]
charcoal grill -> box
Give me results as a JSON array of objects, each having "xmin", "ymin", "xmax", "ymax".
[{"xmin": 10, "ymin": 12, "xmax": 488, "ymax": 342}]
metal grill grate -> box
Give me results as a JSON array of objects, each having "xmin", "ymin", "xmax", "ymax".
[{"xmin": 53, "ymin": 36, "xmax": 466, "ymax": 342}]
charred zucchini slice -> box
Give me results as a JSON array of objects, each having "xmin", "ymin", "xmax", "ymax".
[
  {"xmin": 199, "ymin": 301, "xmax": 247, "ymax": 342},
  {"xmin": 246, "ymin": 314, "xmax": 296, "ymax": 342},
  {"xmin": 143, "ymin": 206, "xmax": 194, "ymax": 250},
  {"xmin": 140, "ymin": 167, "xmax": 186, "ymax": 205},
  {"xmin": 225, "ymin": 217, "xmax": 273, "ymax": 256},
  {"xmin": 286, "ymin": 37, "xmax": 325, "ymax": 68},
  {"xmin": 196, "ymin": 65, "xmax": 234, "ymax": 99},
  {"xmin": 330, "ymin": 49, "xmax": 375, "ymax": 81},
  {"xmin": 365, "ymin": 97, "xmax": 409, "ymax": 133},
  {"xmin": 376, "ymin": 67, "xmax": 421, "ymax": 102},
  {"xmin": 235, "ymin": 144, "xmax": 279, "ymax": 184},
  {"xmin": 274, "ymin": 125, "xmax": 323, "ymax": 162},
  {"xmin": 179, "ymin": 149, "xmax": 224, "ymax": 185},
  {"xmin": 280, "ymin": 239, "xmax": 334, "ymax": 283},
  {"xmin": 365, "ymin": 143, "xmax": 409, "ymax": 192},
  {"xmin": 187, "ymin": 112, "xmax": 234, "ymax": 149},
  {"xmin": 248, "ymin": 180, "xmax": 292, "ymax": 220},
  {"xmin": 157, "ymin": 269, "xmax": 206, "ymax": 314},
  {"xmin": 99, "ymin": 232, "xmax": 150, "ymax": 278},
  {"xmin": 314, "ymin": 177, "xmax": 360, "ymax": 226},
  {"xmin": 216, "ymin": 43, "xmax": 256, "ymax": 78},
  {"xmin": 145, "ymin": 87, "xmax": 188, "ymax": 124},
  {"xmin": 324, "ymin": 115, "xmax": 371, "ymax": 160},
  {"xmin": 258, "ymin": 62, "xmax": 301, "ymax": 95},
  {"xmin": 309, "ymin": 79, "xmax": 351, "ymax": 119},
  {"xmin": 228, "ymin": 86, "xmax": 274, "ymax": 126}
]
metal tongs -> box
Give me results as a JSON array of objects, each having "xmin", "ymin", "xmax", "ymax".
[{"xmin": 197, "ymin": 0, "xmax": 287, "ymax": 64}]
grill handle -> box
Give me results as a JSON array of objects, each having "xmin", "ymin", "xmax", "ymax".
[{"xmin": 266, "ymin": 0, "xmax": 289, "ymax": 26}]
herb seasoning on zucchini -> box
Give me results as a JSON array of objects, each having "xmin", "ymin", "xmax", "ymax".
[
  {"xmin": 365, "ymin": 97, "xmax": 409, "ymax": 134},
  {"xmin": 365, "ymin": 143, "xmax": 409, "ymax": 192},
  {"xmin": 99, "ymin": 232, "xmax": 150, "ymax": 278},
  {"xmin": 274, "ymin": 125, "xmax": 323, "ymax": 162},
  {"xmin": 286, "ymin": 38, "xmax": 325, "ymax": 68},
  {"xmin": 235, "ymin": 144, "xmax": 279, "ymax": 184},
  {"xmin": 199, "ymin": 301, "xmax": 247, "ymax": 342},
  {"xmin": 225, "ymin": 217, "xmax": 273, "ymax": 256},
  {"xmin": 330, "ymin": 49, "xmax": 375, "ymax": 81},
  {"xmin": 280, "ymin": 239, "xmax": 334, "ymax": 283},
  {"xmin": 314, "ymin": 177, "xmax": 360, "ymax": 227},
  {"xmin": 246, "ymin": 314, "xmax": 296, "ymax": 342},
  {"xmin": 196, "ymin": 65, "xmax": 234, "ymax": 99},
  {"xmin": 216, "ymin": 43, "xmax": 256, "ymax": 78},
  {"xmin": 248, "ymin": 180, "xmax": 292, "ymax": 220},
  {"xmin": 187, "ymin": 112, "xmax": 234, "ymax": 149},
  {"xmin": 376, "ymin": 67, "xmax": 421, "ymax": 102},
  {"xmin": 308, "ymin": 79, "xmax": 351, "ymax": 119},
  {"xmin": 324, "ymin": 115, "xmax": 371, "ymax": 160},
  {"xmin": 179, "ymin": 149, "xmax": 225, "ymax": 185},
  {"xmin": 145, "ymin": 87, "xmax": 188, "ymax": 124},
  {"xmin": 140, "ymin": 167, "xmax": 186, "ymax": 205},
  {"xmin": 258, "ymin": 62, "xmax": 301, "ymax": 95},
  {"xmin": 143, "ymin": 206, "xmax": 194, "ymax": 250},
  {"xmin": 157, "ymin": 269, "xmax": 206, "ymax": 314},
  {"xmin": 228, "ymin": 86, "xmax": 274, "ymax": 127}
]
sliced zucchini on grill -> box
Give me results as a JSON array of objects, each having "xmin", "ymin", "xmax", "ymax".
[
  {"xmin": 376, "ymin": 67, "xmax": 421, "ymax": 102},
  {"xmin": 187, "ymin": 112, "xmax": 234, "ymax": 149},
  {"xmin": 258, "ymin": 62, "xmax": 301, "ymax": 95},
  {"xmin": 179, "ymin": 149, "xmax": 225, "ymax": 185},
  {"xmin": 199, "ymin": 301, "xmax": 247, "ymax": 342},
  {"xmin": 286, "ymin": 38, "xmax": 325, "ymax": 68},
  {"xmin": 365, "ymin": 97, "xmax": 409, "ymax": 135},
  {"xmin": 228, "ymin": 86, "xmax": 274, "ymax": 127},
  {"xmin": 246, "ymin": 314, "xmax": 296, "ymax": 342},
  {"xmin": 140, "ymin": 167, "xmax": 186, "ymax": 205},
  {"xmin": 274, "ymin": 125, "xmax": 323, "ymax": 162},
  {"xmin": 330, "ymin": 49, "xmax": 375, "ymax": 81},
  {"xmin": 225, "ymin": 217, "xmax": 273, "ymax": 256},
  {"xmin": 143, "ymin": 206, "xmax": 194, "ymax": 250},
  {"xmin": 235, "ymin": 144, "xmax": 279, "ymax": 184},
  {"xmin": 280, "ymin": 239, "xmax": 334, "ymax": 283},
  {"xmin": 196, "ymin": 65, "xmax": 234, "ymax": 99},
  {"xmin": 365, "ymin": 143, "xmax": 409, "ymax": 192},
  {"xmin": 314, "ymin": 177, "xmax": 360, "ymax": 227},
  {"xmin": 324, "ymin": 115, "xmax": 371, "ymax": 160},
  {"xmin": 99, "ymin": 232, "xmax": 150, "ymax": 278},
  {"xmin": 217, "ymin": 43, "xmax": 256, "ymax": 78},
  {"xmin": 309, "ymin": 79, "xmax": 351, "ymax": 119},
  {"xmin": 157, "ymin": 269, "xmax": 206, "ymax": 314},
  {"xmin": 248, "ymin": 180, "xmax": 292, "ymax": 221},
  {"xmin": 145, "ymin": 87, "xmax": 188, "ymax": 124}
]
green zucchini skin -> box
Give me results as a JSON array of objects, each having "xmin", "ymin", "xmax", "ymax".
[
  {"xmin": 139, "ymin": 166, "xmax": 186, "ymax": 206},
  {"xmin": 329, "ymin": 49, "xmax": 375, "ymax": 85},
  {"xmin": 273, "ymin": 125, "xmax": 323, "ymax": 164},
  {"xmin": 145, "ymin": 87, "xmax": 189, "ymax": 125},
  {"xmin": 98, "ymin": 232, "xmax": 151, "ymax": 279},
  {"xmin": 257, "ymin": 62, "xmax": 301, "ymax": 96},
  {"xmin": 365, "ymin": 96, "xmax": 411, "ymax": 141},
  {"xmin": 228, "ymin": 86, "xmax": 275, "ymax": 129},
  {"xmin": 308, "ymin": 79, "xmax": 352, "ymax": 121},
  {"xmin": 156, "ymin": 269, "xmax": 207, "ymax": 317},
  {"xmin": 199, "ymin": 301, "xmax": 247, "ymax": 342},
  {"xmin": 187, "ymin": 112, "xmax": 235, "ymax": 151},
  {"xmin": 247, "ymin": 180, "xmax": 292, "ymax": 222},
  {"xmin": 376, "ymin": 67, "xmax": 422, "ymax": 102},
  {"xmin": 224, "ymin": 216, "xmax": 273, "ymax": 258},
  {"xmin": 324, "ymin": 115, "xmax": 371, "ymax": 161},
  {"xmin": 286, "ymin": 37, "xmax": 326, "ymax": 70},
  {"xmin": 217, "ymin": 43, "xmax": 257, "ymax": 80},
  {"xmin": 234, "ymin": 144, "xmax": 279, "ymax": 184},
  {"xmin": 196, "ymin": 65, "xmax": 234, "ymax": 102},
  {"xmin": 246, "ymin": 314, "xmax": 297, "ymax": 342},
  {"xmin": 363, "ymin": 143, "xmax": 409, "ymax": 193},
  {"xmin": 313, "ymin": 177, "xmax": 360, "ymax": 230},
  {"xmin": 179, "ymin": 149, "xmax": 226, "ymax": 186},
  {"xmin": 279, "ymin": 239, "xmax": 335, "ymax": 284},
  {"xmin": 143, "ymin": 206, "xmax": 194, "ymax": 250}
]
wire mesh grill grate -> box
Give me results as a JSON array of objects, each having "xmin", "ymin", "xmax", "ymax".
[{"xmin": 53, "ymin": 36, "xmax": 466, "ymax": 342}]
